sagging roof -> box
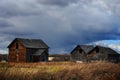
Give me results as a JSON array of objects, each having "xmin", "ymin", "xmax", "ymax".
[
  {"xmin": 94, "ymin": 46, "xmax": 119, "ymax": 55},
  {"xmin": 8, "ymin": 38, "xmax": 49, "ymax": 48},
  {"xmin": 71, "ymin": 45, "xmax": 119, "ymax": 55}
]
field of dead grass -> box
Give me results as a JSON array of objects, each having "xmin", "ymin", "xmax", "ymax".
[{"xmin": 0, "ymin": 61, "xmax": 120, "ymax": 80}]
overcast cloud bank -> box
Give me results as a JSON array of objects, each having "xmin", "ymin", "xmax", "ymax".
[{"xmin": 1, "ymin": 0, "xmax": 120, "ymax": 53}]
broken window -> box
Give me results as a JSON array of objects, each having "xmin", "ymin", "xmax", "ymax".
[
  {"xmin": 79, "ymin": 49, "xmax": 82, "ymax": 53},
  {"xmin": 96, "ymin": 47, "xmax": 99, "ymax": 53}
]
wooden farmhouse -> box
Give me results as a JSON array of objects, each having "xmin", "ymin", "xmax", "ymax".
[
  {"xmin": 8, "ymin": 38, "xmax": 49, "ymax": 62},
  {"xmin": 70, "ymin": 45, "xmax": 120, "ymax": 63}
]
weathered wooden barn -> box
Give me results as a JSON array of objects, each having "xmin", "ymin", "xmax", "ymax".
[
  {"xmin": 70, "ymin": 45, "xmax": 94, "ymax": 62},
  {"xmin": 87, "ymin": 46, "xmax": 120, "ymax": 63},
  {"xmin": 70, "ymin": 45, "xmax": 120, "ymax": 62},
  {"xmin": 8, "ymin": 38, "xmax": 49, "ymax": 62}
]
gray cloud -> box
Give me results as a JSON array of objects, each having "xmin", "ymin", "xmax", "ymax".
[
  {"xmin": 102, "ymin": 0, "xmax": 120, "ymax": 16},
  {"xmin": 37, "ymin": 0, "xmax": 79, "ymax": 7},
  {"xmin": 0, "ymin": 0, "xmax": 42, "ymax": 18},
  {"xmin": 0, "ymin": 19, "xmax": 13, "ymax": 28},
  {"xmin": 0, "ymin": 0, "xmax": 120, "ymax": 53}
]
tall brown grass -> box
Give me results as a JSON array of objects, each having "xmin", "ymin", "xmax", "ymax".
[{"xmin": 0, "ymin": 61, "xmax": 120, "ymax": 80}]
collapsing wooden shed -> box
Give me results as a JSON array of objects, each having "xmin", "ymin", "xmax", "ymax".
[
  {"xmin": 87, "ymin": 46, "xmax": 120, "ymax": 62},
  {"xmin": 70, "ymin": 45, "xmax": 120, "ymax": 63}
]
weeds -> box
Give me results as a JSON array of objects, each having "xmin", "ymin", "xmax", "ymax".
[{"xmin": 0, "ymin": 61, "xmax": 120, "ymax": 80}]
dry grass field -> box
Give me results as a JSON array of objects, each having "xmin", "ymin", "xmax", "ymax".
[{"xmin": 0, "ymin": 61, "xmax": 120, "ymax": 80}]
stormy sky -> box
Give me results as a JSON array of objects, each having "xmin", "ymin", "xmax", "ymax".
[{"xmin": 1, "ymin": 0, "xmax": 120, "ymax": 54}]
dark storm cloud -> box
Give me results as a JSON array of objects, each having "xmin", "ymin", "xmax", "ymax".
[
  {"xmin": 0, "ymin": 7, "xmax": 38, "ymax": 18},
  {"xmin": 1, "ymin": 0, "xmax": 120, "ymax": 53},
  {"xmin": 37, "ymin": 0, "xmax": 79, "ymax": 7},
  {"xmin": 1, "ymin": 31, "xmax": 34, "ymax": 37},
  {"xmin": 0, "ymin": 19, "xmax": 13, "ymax": 28},
  {"xmin": 0, "ymin": 0, "xmax": 42, "ymax": 18}
]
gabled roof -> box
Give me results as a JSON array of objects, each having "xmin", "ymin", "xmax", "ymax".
[
  {"xmin": 95, "ymin": 46, "xmax": 119, "ymax": 55},
  {"xmin": 8, "ymin": 38, "xmax": 49, "ymax": 48},
  {"xmin": 71, "ymin": 45, "xmax": 94, "ymax": 54},
  {"xmin": 87, "ymin": 45, "xmax": 119, "ymax": 55},
  {"xmin": 71, "ymin": 44, "xmax": 119, "ymax": 55},
  {"xmin": 80, "ymin": 45, "xmax": 94, "ymax": 53}
]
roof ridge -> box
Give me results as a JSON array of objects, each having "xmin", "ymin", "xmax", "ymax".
[
  {"xmin": 8, "ymin": 38, "xmax": 49, "ymax": 48},
  {"xmin": 16, "ymin": 38, "xmax": 42, "ymax": 40}
]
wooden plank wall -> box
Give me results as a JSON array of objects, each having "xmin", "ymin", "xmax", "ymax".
[{"xmin": 8, "ymin": 40, "xmax": 26, "ymax": 62}]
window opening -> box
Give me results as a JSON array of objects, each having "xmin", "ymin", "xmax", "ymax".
[{"xmin": 16, "ymin": 43, "xmax": 19, "ymax": 49}]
